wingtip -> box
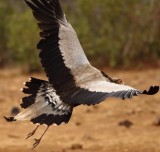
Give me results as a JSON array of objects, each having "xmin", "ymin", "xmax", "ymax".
[{"xmin": 143, "ymin": 86, "xmax": 159, "ymax": 95}]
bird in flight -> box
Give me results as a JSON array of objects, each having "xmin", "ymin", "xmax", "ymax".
[{"xmin": 5, "ymin": 0, "xmax": 159, "ymax": 149}]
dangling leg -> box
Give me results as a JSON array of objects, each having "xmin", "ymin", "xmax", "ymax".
[
  {"xmin": 32, "ymin": 126, "xmax": 50, "ymax": 149},
  {"xmin": 26, "ymin": 125, "xmax": 40, "ymax": 139}
]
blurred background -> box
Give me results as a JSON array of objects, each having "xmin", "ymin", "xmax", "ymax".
[
  {"xmin": 0, "ymin": 0, "xmax": 160, "ymax": 152},
  {"xmin": 0, "ymin": 0, "xmax": 160, "ymax": 71}
]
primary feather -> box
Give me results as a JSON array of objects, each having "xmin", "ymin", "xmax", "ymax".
[
  {"xmin": 5, "ymin": 0, "xmax": 159, "ymax": 149},
  {"xmin": 24, "ymin": 0, "xmax": 159, "ymax": 105}
]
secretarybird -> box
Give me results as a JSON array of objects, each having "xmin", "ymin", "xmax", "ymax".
[{"xmin": 5, "ymin": 0, "xmax": 159, "ymax": 149}]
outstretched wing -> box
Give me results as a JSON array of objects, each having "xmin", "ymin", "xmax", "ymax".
[
  {"xmin": 64, "ymin": 80, "xmax": 159, "ymax": 105},
  {"xmin": 25, "ymin": 0, "xmax": 159, "ymax": 105},
  {"xmin": 24, "ymin": 0, "xmax": 91, "ymax": 92}
]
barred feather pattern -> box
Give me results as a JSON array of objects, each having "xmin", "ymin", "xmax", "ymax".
[{"xmin": 15, "ymin": 77, "xmax": 73, "ymax": 126}]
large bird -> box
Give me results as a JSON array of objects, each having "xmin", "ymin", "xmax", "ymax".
[{"xmin": 5, "ymin": 0, "xmax": 159, "ymax": 149}]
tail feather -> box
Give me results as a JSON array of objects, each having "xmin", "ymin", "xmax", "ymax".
[
  {"xmin": 6, "ymin": 77, "xmax": 73, "ymax": 126},
  {"xmin": 21, "ymin": 77, "xmax": 47, "ymax": 108},
  {"xmin": 4, "ymin": 116, "xmax": 16, "ymax": 122}
]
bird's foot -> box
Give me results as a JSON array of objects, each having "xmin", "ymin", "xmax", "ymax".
[
  {"xmin": 32, "ymin": 138, "xmax": 41, "ymax": 149},
  {"xmin": 26, "ymin": 125, "xmax": 39, "ymax": 140},
  {"xmin": 26, "ymin": 130, "xmax": 36, "ymax": 140},
  {"xmin": 31, "ymin": 126, "xmax": 49, "ymax": 149}
]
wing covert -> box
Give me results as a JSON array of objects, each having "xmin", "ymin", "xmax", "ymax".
[
  {"xmin": 25, "ymin": 0, "xmax": 93, "ymax": 94},
  {"xmin": 25, "ymin": 0, "xmax": 159, "ymax": 106}
]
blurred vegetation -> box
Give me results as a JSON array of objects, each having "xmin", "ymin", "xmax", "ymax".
[{"xmin": 0, "ymin": 0, "xmax": 159, "ymax": 72}]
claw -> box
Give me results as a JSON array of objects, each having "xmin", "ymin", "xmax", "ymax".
[
  {"xmin": 26, "ymin": 131, "xmax": 36, "ymax": 139},
  {"xmin": 32, "ymin": 138, "xmax": 41, "ymax": 149},
  {"xmin": 26, "ymin": 125, "xmax": 39, "ymax": 140},
  {"xmin": 31, "ymin": 126, "xmax": 50, "ymax": 149}
]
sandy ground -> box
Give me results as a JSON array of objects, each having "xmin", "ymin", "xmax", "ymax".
[{"xmin": 0, "ymin": 68, "xmax": 160, "ymax": 152}]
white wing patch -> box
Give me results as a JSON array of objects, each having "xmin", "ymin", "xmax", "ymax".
[
  {"xmin": 79, "ymin": 80, "xmax": 136, "ymax": 93},
  {"xmin": 58, "ymin": 23, "xmax": 133, "ymax": 93},
  {"xmin": 59, "ymin": 24, "xmax": 90, "ymax": 69}
]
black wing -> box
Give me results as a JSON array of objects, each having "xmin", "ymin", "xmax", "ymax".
[{"xmin": 25, "ymin": 0, "xmax": 159, "ymax": 106}]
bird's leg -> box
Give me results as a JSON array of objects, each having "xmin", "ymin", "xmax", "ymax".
[
  {"xmin": 32, "ymin": 126, "xmax": 50, "ymax": 149},
  {"xmin": 26, "ymin": 125, "xmax": 40, "ymax": 139}
]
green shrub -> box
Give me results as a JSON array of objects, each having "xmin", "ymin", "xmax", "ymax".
[{"xmin": 0, "ymin": 0, "xmax": 159, "ymax": 71}]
